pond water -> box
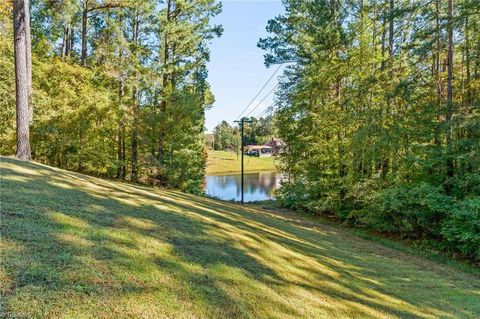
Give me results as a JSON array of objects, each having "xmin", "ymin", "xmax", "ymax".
[{"xmin": 205, "ymin": 172, "xmax": 282, "ymax": 202}]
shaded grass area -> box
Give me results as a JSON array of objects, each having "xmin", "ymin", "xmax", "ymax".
[
  {"xmin": 206, "ymin": 150, "xmax": 276, "ymax": 175},
  {"xmin": 1, "ymin": 156, "xmax": 479, "ymax": 318},
  {"xmin": 258, "ymin": 201, "xmax": 480, "ymax": 277}
]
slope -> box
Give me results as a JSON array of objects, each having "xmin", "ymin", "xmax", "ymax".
[{"xmin": 1, "ymin": 157, "xmax": 479, "ymax": 318}]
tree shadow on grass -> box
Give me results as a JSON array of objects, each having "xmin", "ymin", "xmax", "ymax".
[
  {"xmin": 160, "ymin": 190, "xmax": 480, "ymax": 318},
  {"xmin": 0, "ymin": 159, "xmax": 295, "ymax": 318},
  {"xmin": 1, "ymin": 157, "xmax": 480, "ymax": 318}
]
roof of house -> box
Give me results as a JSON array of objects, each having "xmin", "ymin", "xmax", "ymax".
[{"xmin": 246, "ymin": 145, "xmax": 272, "ymax": 151}]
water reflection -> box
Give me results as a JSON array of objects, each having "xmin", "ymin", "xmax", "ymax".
[{"xmin": 205, "ymin": 172, "xmax": 282, "ymax": 202}]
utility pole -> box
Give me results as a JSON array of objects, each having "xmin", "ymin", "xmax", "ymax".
[{"xmin": 234, "ymin": 117, "xmax": 252, "ymax": 204}]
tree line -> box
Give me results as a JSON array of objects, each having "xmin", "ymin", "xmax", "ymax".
[
  {"xmin": 260, "ymin": 0, "xmax": 480, "ymax": 260},
  {"xmin": 1, "ymin": 0, "xmax": 222, "ymax": 193},
  {"xmin": 210, "ymin": 116, "xmax": 275, "ymax": 152}
]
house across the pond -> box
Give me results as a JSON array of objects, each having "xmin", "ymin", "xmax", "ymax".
[{"xmin": 245, "ymin": 145, "xmax": 273, "ymax": 158}]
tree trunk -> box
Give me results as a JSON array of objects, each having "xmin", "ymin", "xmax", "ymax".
[
  {"xmin": 69, "ymin": 25, "xmax": 75, "ymax": 57},
  {"xmin": 131, "ymin": 10, "xmax": 140, "ymax": 181},
  {"xmin": 13, "ymin": 0, "xmax": 31, "ymax": 160},
  {"xmin": 81, "ymin": 0, "xmax": 88, "ymax": 66},
  {"xmin": 122, "ymin": 127, "xmax": 126, "ymax": 177},
  {"xmin": 62, "ymin": 23, "xmax": 68, "ymax": 59},
  {"xmin": 23, "ymin": 0, "xmax": 32, "ymax": 123},
  {"xmin": 131, "ymin": 91, "xmax": 138, "ymax": 181},
  {"xmin": 445, "ymin": 0, "xmax": 454, "ymax": 192},
  {"xmin": 116, "ymin": 127, "xmax": 124, "ymax": 179},
  {"xmin": 62, "ymin": 22, "xmax": 72, "ymax": 58},
  {"xmin": 388, "ymin": 0, "xmax": 394, "ymax": 57},
  {"xmin": 379, "ymin": 0, "xmax": 394, "ymax": 178},
  {"xmin": 433, "ymin": 0, "xmax": 441, "ymax": 147},
  {"xmin": 157, "ymin": 0, "xmax": 172, "ymax": 167},
  {"xmin": 465, "ymin": 16, "xmax": 471, "ymax": 105},
  {"xmin": 117, "ymin": 14, "xmax": 125, "ymax": 179}
]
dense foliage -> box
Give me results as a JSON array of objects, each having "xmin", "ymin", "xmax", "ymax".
[
  {"xmin": 212, "ymin": 121, "xmax": 239, "ymax": 151},
  {"xmin": 212, "ymin": 116, "xmax": 275, "ymax": 151},
  {"xmin": 260, "ymin": 0, "xmax": 480, "ymax": 260},
  {"xmin": 0, "ymin": 0, "xmax": 221, "ymax": 193}
]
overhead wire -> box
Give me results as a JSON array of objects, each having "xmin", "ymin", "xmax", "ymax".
[
  {"xmin": 238, "ymin": 16, "xmax": 380, "ymax": 121},
  {"xmin": 243, "ymin": 82, "xmax": 279, "ymax": 118},
  {"xmin": 235, "ymin": 63, "xmax": 283, "ymax": 120},
  {"xmin": 257, "ymin": 103, "xmax": 275, "ymax": 118}
]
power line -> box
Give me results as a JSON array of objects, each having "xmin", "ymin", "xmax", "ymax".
[
  {"xmin": 237, "ymin": 20, "xmax": 376, "ymax": 120},
  {"xmin": 257, "ymin": 106, "xmax": 272, "ymax": 118},
  {"xmin": 235, "ymin": 63, "xmax": 283, "ymax": 120},
  {"xmin": 257, "ymin": 103, "xmax": 275, "ymax": 118},
  {"xmin": 236, "ymin": 17, "xmax": 377, "ymax": 121},
  {"xmin": 244, "ymin": 82, "xmax": 279, "ymax": 118},
  {"xmin": 253, "ymin": 19, "xmax": 377, "ymax": 120}
]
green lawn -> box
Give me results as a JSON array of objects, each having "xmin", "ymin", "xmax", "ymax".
[
  {"xmin": 1, "ymin": 156, "xmax": 480, "ymax": 319},
  {"xmin": 206, "ymin": 150, "xmax": 276, "ymax": 175}
]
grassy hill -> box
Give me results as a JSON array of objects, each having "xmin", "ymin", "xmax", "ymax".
[
  {"xmin": 206, "ymin": 150, "xmax": 276, "ymax": 175},
  {"xmin": 1, "ymin": 156, "xmax": 479, "ymax": 319}
]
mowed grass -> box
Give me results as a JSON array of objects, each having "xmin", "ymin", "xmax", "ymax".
[
  {"xmin": 1, "ymin": 157, "xmax": 480, "ymax": 319},
  {"xmin": 206, "ymin": 150, "xmax": 276, "ymax": 175}
]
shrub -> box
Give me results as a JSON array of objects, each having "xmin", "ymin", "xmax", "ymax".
[
  {"xmin": 276, "ymin": 179, "xmax": 340, "ymax": 215},
  {"xmin": 442, "ymin": 198, "xmax": 480, "ymax": 260},
  {"xmin": 276, "ymin": 180, "xmax": 310, "ymax": 211},
  {"xmin": 163, "ymin": 149, "xmax": 206, "ymax": 194},
  {"xmin": 359, "ymin": 183, "xmax": 453, "ymax": 237}
]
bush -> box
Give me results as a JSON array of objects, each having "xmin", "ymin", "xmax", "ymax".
[
  {"xmin": 276, "ymin": 179, "xmax": 340, "ymax": 215},
  {"xmin": 359, "ymin": 183, "xmax": 453, "ymax": 237},
  {"xmin": 442, "ymin": 198, "xmax": 480, "ymax": 260},
  {"xmin": 276, "ymin": 180, "xmax": 310, "ymax": 211},
  {"xmin": 278, "ymin": 178, "xmax": 480, "ymax": 261},
  {"xmin": 163, "ymin": 149, "xmax": 206, "ymax": 195},
  {"xmin": 452, "ymin": 174, "xmax": 480, "ymax": 198}
]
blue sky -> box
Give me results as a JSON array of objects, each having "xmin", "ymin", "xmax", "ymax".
[{"xmin": 205, "ymin": 0, "xmax": 284, "ymax": 132}]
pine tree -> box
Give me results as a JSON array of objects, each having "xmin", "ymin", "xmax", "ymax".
[{"xmin": 13, "ymin": 0, "xmax": 31, "ymax": 160}]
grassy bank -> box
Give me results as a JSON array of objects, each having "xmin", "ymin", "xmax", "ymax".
[
  {"xmin": 206, "ymin": 150, "xmax": 276, "ymax": 175},
  {"xmin": 1, "ymin": 156, "xmax": 480, "ymax": 318}
]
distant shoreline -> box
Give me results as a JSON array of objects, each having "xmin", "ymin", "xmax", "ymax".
[
  {"xmin": 206, "ymin": 170, "xmax": 277, "ymax": 176},
  {"xmin": 206, "ymin": 150, "xmax": 277, "ymax": 175}
]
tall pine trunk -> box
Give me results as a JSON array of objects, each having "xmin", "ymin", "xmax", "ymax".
[
  {"xmin": 131, "ymin": 89, "xmax": 139, "ymax": 181},
  {"xmin": 157, "ymin": 0, "xmax": 173, "ymax": 177},
  {"xmin": 131, "ymin": 10, "xmax": 140, "ymax": 181},
  {"xmin": 62, "ymin": 21, "xmax": 72, "ymax": 59},
  {"xmin": 13, "ymin": 0, "xmax": 31, "ymax": 160},
  {"xmin": 433, "ymin": 0, "xmax": 442, "ymax": 148},
  {"xmin": 116, "ymin": 127, "xmax": 124, "ymax": 179},
  {"xmin": 382, "ymin": 0, "xmax": 394, "ymax": 178},
  {"xmin": 61, "ymin": 23, "xmax": 68, "ymax": 59},
  {"xmin": 117, "ymin": 82, "xmax": 126, "ymax": 179},
  {"xmin": 445, "ymin": 0, "xmax": 455, "ymax": 192},
  {"xmin": 116, "ymin": 13, "xmax": 126, "ymax": 179},
  {"xmin": 69, "ymin": 25, "xmax": 75, "ymax": 57},
  {"xmin": 464, "ymin": 16, "xmax": 471, "ymax": 105},
  {"xmin": 24, "ymin": 0, "xmax": 32, "ymax": 123},
  {"xmin": 81, "ymin": 0, "xmax": 88, "ymax": 66}
]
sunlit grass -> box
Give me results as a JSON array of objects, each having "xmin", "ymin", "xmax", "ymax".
[
  {"xmin": 1, "ymin": 156, "xmax": 479, "ymax": 318},
  {"xmin": 206, "ymin": 150, "xmax": 276, "ymax": 175}
]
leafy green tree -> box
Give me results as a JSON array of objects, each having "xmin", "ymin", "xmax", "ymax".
[
  {"xmin": 1, "ymin": 0, "xmax": 222, "ymax": 194},
  {"xmin": 213, "ymin": 121, "xmax": 237, "ymax": 151},
  {"xmin": 243, "ymin": 116, "xmax": 275, "ymax": 145},
  {"xmin": 261, "ymin": 0, "xmax": 480, "ymax": 260}
]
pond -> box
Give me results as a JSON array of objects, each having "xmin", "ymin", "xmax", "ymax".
[{"xmin": 205, "ymin": 171, "xmax": 282, "ymax": 202}]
